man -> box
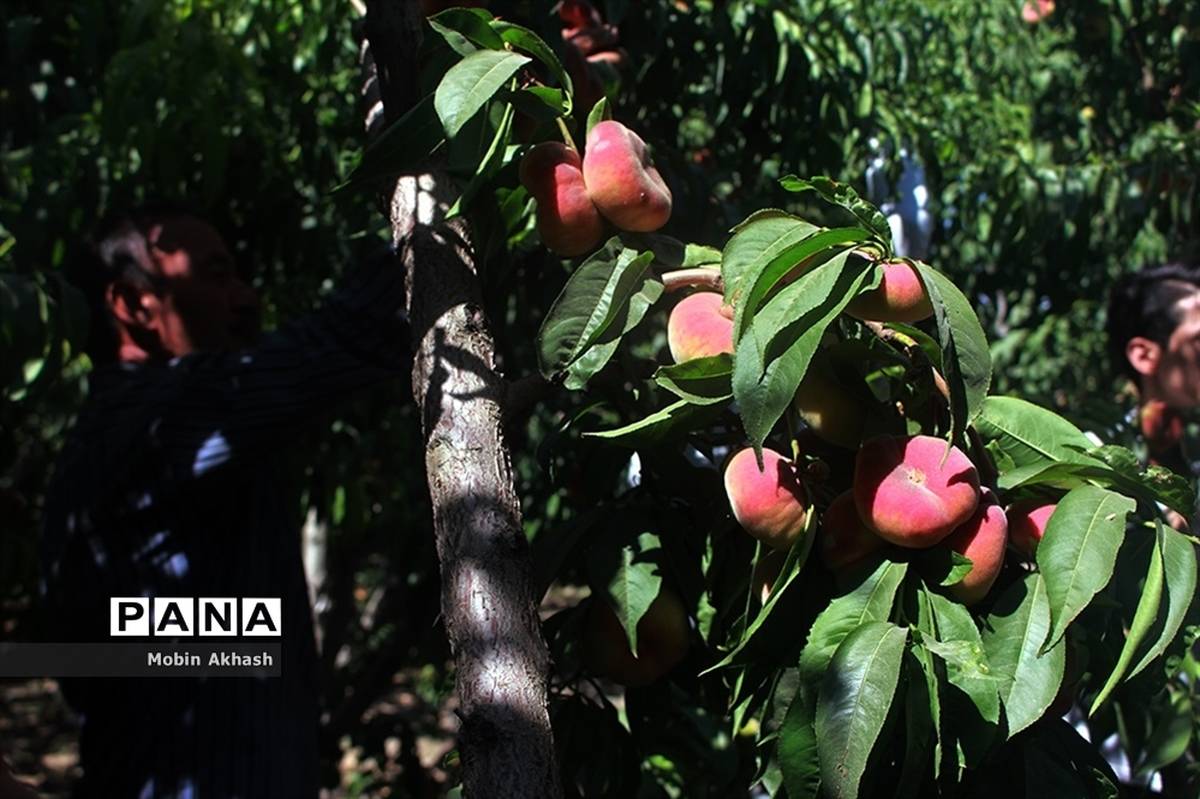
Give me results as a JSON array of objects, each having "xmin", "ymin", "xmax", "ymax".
[
  {"xmin": 1106, "ymin": 263, "xmax": 1200, "ymax": 498},
  {"xmin": 40, "ymin": 207, "xmax": 408, "ymax": 797}
]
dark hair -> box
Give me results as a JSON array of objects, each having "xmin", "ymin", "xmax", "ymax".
[
  {"xmin": 67, "ymin": 202, "xmax": 198, "ymax": 364},
  {"xmin": 1106, "ymin": 263, "xmax": 1200, "ymax": 385}
]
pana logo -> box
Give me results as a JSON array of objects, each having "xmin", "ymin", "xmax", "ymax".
[{"xmin": 109, "ymin": 597, "xmax": 282, "ymax": 637}]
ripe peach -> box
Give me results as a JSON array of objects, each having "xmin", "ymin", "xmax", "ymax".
[
  {"xmin": 853, "ymin": 435, "xmax": 980, "ymax": 548},
  {"xmin": 819, "ymin": 491, "xmax": 885, "ymax": 572},
  {"xmin": 1007, "ymin": 499, "xmax": 1056, "ymax": 558},
  {"xmin": 667, "ymin": 292, "xmax": 734, "ymax": 363},
  {"xmin": 582, "ymin": 589, "xmax": 690, "ymax": 687},
  {"xmin": 518, "ymin": 142, "xmax": 605, "ymax": 257},
  {"xmin": 942, "ymin": 489, "xmax": 1008, "ymax": 605},
  {"xmin": 792, "ymin": 365, "xmax": 866, "ymax": 448},
  {"xmin": 724, "ymin": 447, "xmax": 809, "ymax": 551},
  {"xmin": 845, "ymin": 261, "xmax": 934, "ymax": 324},
  {"xmin": 582, "ymin": 121, "xmax": 672, "ymax": 232}
]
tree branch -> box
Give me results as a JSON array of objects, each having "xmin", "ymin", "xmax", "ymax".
[{"xmin": 358, "ymin": 4, "xmax": 561, "ymax": 796}]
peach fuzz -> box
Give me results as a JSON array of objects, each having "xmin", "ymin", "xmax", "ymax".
[
  {"xmin": 819, "ymin": 491, "xmax": 885, "ymax": 572},
  {"xmin": 853, "ymin": 434, "xmax": 980, "ymax": 548},
  {"xmin": 942, "ymin": 489, "xmax": 1008, "ymax": 605},
  {"xmin": 582, "ymin": 120, "xmax": 672, "ymax": 232},
  {"xmin": 845, "ymin": 261, "xmax": 934, "ymax": 324},
  {"xmin": 724, "ymin": 447, "xmax": 809, "ymax": 551},
  {"xmin": 518, "ymin": 142, "xmax": 604, "ymax": 257},
  {"xmin": 667, "ymin": 292, "xmax": 734, "ymax": 363},
  {"xmin": 1008, "ymin": 499, "xmax": 1057, "ymax": 558},
  {"xmin": 582, "ymin": 589, "xmax": 690, "ymax": 687}
]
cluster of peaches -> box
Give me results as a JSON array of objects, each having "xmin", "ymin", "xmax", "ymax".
[
  {"xmin": 519, "ymin": 119, "xmax": 672, "ymax": 256},
  {"xmin": 668, "ymin": 265, "xmax": 1060, "ymax": 606}
]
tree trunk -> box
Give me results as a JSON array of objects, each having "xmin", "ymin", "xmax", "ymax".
[{"xmin": 358, "ymin": 4, "xmax": 561, "ymax": 797}]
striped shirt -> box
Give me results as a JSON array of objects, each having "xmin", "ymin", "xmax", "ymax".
[{"xmin": 40, "ymin": 247, "xmax": 409, "ymax": 798}]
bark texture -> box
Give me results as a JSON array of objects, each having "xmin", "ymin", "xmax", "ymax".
[{"xmin": 359, "ymin": 3, "xmax": 561, "ymax": 797}]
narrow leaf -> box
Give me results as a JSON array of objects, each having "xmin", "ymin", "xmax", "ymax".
[
  {"xmin": 434, "ymin": 49, "xmax": 530, "ymax": 138},
  {"xmin": 798, "ymin": 560, "xmax": 907, "ymax": 681},
  {"xmin": 1128, "ymin": 524, "xmax": 1198, "ymax": 679},
  {"xmin": 1038, "ymin": 485, "xmax": 1135, "ymax": 652},
  {"xmin": 1089, "ymin": 523, "xmax": 1164, "ymax": 714},
  {"xmin": 981, "ymin": 573, "xmax": 1065, "ymax": 736},
  {"xmin": 815, "ymin": 622, "xmax": 908, "ymax": 799}
]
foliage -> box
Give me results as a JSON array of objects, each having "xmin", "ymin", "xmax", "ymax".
[{"xmin": 2, "ymin": 0, "xmax": 1199, "ymax": 796}]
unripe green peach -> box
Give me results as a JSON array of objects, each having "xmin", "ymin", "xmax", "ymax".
[
  {"xmin": 846, "ymin": 261, "xmax": 934, "ymax": 324},
  {"xmin": 724, "ymin": 447, "xmax": 809, "ymax": 551},
  {"xmin": 582, "ymin": 589, "xmax": 690, "ymax": 687},
  {"xmin": 582, "ymin": 120, "xmax": 672, "ymax": 232},
  {"xmin": 853, "ymin": 435, "xmax": 980, "ymax": 548},
  {"xmin": 792, "ymin": 364, "xmax": 866, "ymax": 448},
  {"xmin": 519, "ymin": 142, "xmax": 605, "ymax": 257},
  {"xmin": 1007, "ymin": 499, "xmax": 1057, "ymax": 558},
  {"xmin": 819, "ymin": 491, "xmax": 885, "ymax": 572},
  {"xmin": 942, "ymin": 489, "xmax": 1008, "ymax": 605},
  {"xmin": 667, "ymin": 292, "xmax": 734, "ymax": 363}
]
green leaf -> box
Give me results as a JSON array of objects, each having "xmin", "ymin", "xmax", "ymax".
[
  {"xmin": 779, "ymin": 175, "xmax": 893, "ymax": 247},
  {"xmin": 981, "ymin": 573, "xmax": 1065, "ymax": 736},
  {"xmin": 338, "ymin": 94, "xmax": 444, "ymax": 190},
  {"xmin": 912, "ymin": 262, "xmax": 991, "ymax": 439},
  {"xmin": 815, "ymin": 621, "xmax": 908, "ymax": 799},
  {"xmin": 505, "ymin": 86, "xmax": 566, "ymax": 122},
  {"xmin": 733, "ymin": 251, "xmax": 872, "ymax": 450},
  {"xmin": 798, "ymin": 560, "xmax": 907, "ymax": 681},
  {"xmin": 925, "ymin": 590, "xmax": 1000, "ymax": 724},
  {"xmin": 491, "ymin": 21, "xmax": 574, "ymax": 105},
  {"xmin": 731, "ymin": 226, "xmax": 870, "ymax": 343},
  {"xmin": 705, "ymin": 515, "xmax": 817, "ymax": 673},
  {"xmin": 1038, "ymin": 485, "xmax": 1135, "ymax": 652},
  {"xmin": 583, "ymin": 398, "xmax": 727, "ymax": 447},
  {"xmin": 428, "ymin": 7, "xmax": 503, "ymax": 55},
  {"xmin": 1090, "ymin": 520, "xmax": 1164, "ymax": 714},
  {"xmin": 682, "ymin": 244, "xmax": 722, "ymax": 268},
  {"xmin": 586, "ymin": 96, "xmax": 611, "ymax": 134},
  {"xmin": 653, "ymin": 355, "xmax": 733, "ymax": 405},
  {"xmin": 446, "ymin": 101, "xmax": 514, "ymax": 218},
  {"xmin": 975, "ymin": 396, "xmax": 1098, "ymax": 470},
  {"xmin": 587, "ymin": 530, "xmax": 663, "ymax": 656},
  {"xmin": 434, "ymin": 49, "xmax": 530, "ymax": 138},
  {"xmin": 915, "ymin": 548, "xmax": 973, "ymax": 587},
  {"xmin": 720, "ymin": 210, "xmax": 819, "ymax": 309},
  {"xmin": 1128, "ymin": 524, "xmax": 1198, "ymax": 679},
  {"xmin": 537, "ymin": 241, "xmax": 660, "ymax": 382},
  {"xmin": 778, "ymin": 684, "xmax": 821, "ymax": 799},
  {"xmin": 895, "ymin": 652, "xmax": 935, "ymax": 799}
]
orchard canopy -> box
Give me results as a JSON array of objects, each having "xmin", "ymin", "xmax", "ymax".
[{"xmin": 1, "ymin": 1, "xmax": 1198, "ymax": 798}]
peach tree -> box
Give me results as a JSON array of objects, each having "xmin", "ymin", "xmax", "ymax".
[{"xmin": 354, "ymin": 5, "xmax": 1200, "ymax": 797}]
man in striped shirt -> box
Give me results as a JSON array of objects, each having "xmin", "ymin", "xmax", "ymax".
[{"xmin": 40, "ymin": 208, "xmax": 408, "ymax": 798}]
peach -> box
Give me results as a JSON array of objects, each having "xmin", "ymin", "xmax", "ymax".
[
  {"xmin": 582, "ymin": 589, "xmax": 690, "ymax": 687},
  {"xmin": 1007, "ymin": 499, "xmax": 1057, "ymax": 558},
  {"xmin": 845, "ymin": 261, "xmax": 934, "ymax": 324},
  {"xmin": 942, "ymin": 489, "xmax": 1008, "ymax": 605},
  {"xmin": 667, "ymin": 292, "xmax": 734, "ymax": 363},
  {"xmin": 819, "ymin": 491, "xmax": 885, "ymax": 572},
  {"xmin": 853, "ymin": 435, "xmax": 980, "ymax": 548},
  {"xmin": 724, "ymin": 447, "xmax": 809, "ymax": 551},
  {"xmin": 582, "ymin": 120, "xmax": 672, "ymax": 232},
  {"xmin": 518, "ymin": 142, "xmax": 605, "ymax": 257},
  {"xmin": 792, "ymin": 365, "xmax": 866, "ymax": 448}
]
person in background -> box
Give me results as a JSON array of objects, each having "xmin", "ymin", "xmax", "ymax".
[
  {"xmin": 1106, "ymin": 262, "xmax": 1200, "ymax": 531},
  {"xmin": 40, "ymin": 205, "xmax": 409, "ymax": 798}
]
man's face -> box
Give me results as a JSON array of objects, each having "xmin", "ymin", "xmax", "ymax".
[
  {"xmin": 141, "ymin": 216, "xmax": 261, "ymax": 357},
  {"xmin": 1153, "ymin": 292, "xmax": 1200, "ymax": 409}
]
